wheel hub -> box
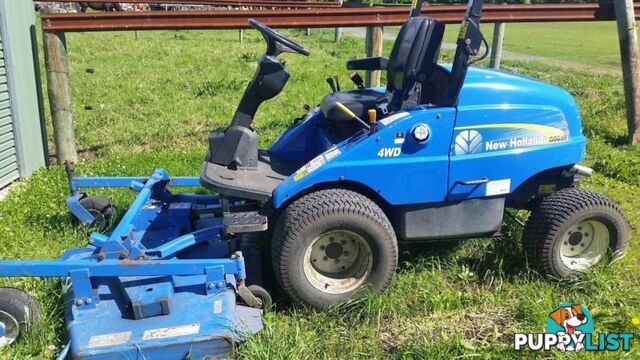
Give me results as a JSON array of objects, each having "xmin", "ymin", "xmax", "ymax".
[
  {"xmin": 568, "ymin": 232, "xmax": 583, "ymax": 246},
  {"xmin": 309, "ymin": 231, "xmax": 362, "ymax": 274},
  {"xmin": 303, "ymin": 230, "xmax": 373, "ymax": 295},
  {"xmin": 560, "ymin": 219, "xmax": 611, "ymax": 271},
  {"xmin": 0, "ymin": 310, "xmax": 19, "ymax": 347},
  {"xmin": 325, "ymin": 242, "xmax": 343, "ymax": 259}
]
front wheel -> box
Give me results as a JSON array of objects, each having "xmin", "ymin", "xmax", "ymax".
[
  {"xmin": 523, "ymin": 187, "xmax": 629, "ymax": 278},
  {"xmin": 0, "ymin": 288, "xmax": 41, "ymax": 348},
  {"xmin": 247, "ymin": 285, "xmax": 273, "ymax": 311},
  {"xmin": 272, "ymin": 189, "xmax": 398, "ymax": 309},
  {"xmin": 77, "ymin": 196, "xmax": 115, "ymax": 230}
]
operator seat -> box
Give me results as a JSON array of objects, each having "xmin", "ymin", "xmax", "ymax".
[{"xmin": 321, "ymin": 17, "xmax": 445, "ymax": 136}]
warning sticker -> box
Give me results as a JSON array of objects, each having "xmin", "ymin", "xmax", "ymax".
[
  {"xmin": 458, "ymin": 20, "xmax": 469, "ymax": 40},
  {"xmin": 214, "ymin": 300, "xmax": 223, "ymax": 314},
  {"xmin": 380, "ymin": 112, "xmax": 409, "ymax": 126},
  {"xmin": 293, "ymin": 147, "xmax": 342, "ymax": 181},
  {"xmin": 293, "ymin": 155, "xmax": 326, "ymax": 181},
  {"xmin": 88, "ymin": 331, "xmax": 132, "ymax": 348},
  {"xmin": 142, "ymin": 323, "xmax": 200, "ymax": 340},
  {"xmin": 538, "ymin": 184, "xmax": 556, "ymax": 195},
  {"xmin": 323, "ymin": 146, "xmax": 341, "ymax": 161},
  {"xmin": 485, "ymin": 179, "xmax": 511, "ymax": 196}
]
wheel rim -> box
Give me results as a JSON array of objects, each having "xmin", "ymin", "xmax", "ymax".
[
  {"xmin": 88, "ymin": 209, "xmax": 110, "ymax": 230},
  {"xmin": 0, "ymin": 310, "xmax": 19, "ymax": 347},
  {"xmin": 303, "ymin": 229, "xmax": 373, "ymax": 295},
  {"xmin": 560, "ymin": 219, "xmax": 611, "ymax": 271}
]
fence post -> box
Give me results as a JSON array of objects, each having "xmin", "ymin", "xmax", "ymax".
[
  {"xmin": 239, "ymin": 29, "xmax": 244, "ymax": 43},
  {"xmin": 43, "ymin": 29, "xmax": 78, "ymax": 165},
  {"xmin": 614, "ymin": 0, "xmax": 640, "ymax": 143},
  {"xmin": 334, "ymin": 27, "xmax": 342, "ymax": 42},
  {"xmin": 305, "ymin": 28, "xmax": 311, "ymax": 36},
  {"xmin": 490, "ymin": 22, "xmax": 505, "ymax": 69},
  {"xmin": 365, "ymin": 26, "xmax": 383, "ymax": 87}
]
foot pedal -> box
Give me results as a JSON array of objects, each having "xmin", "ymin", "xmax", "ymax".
[{"xmin": 223, "ymin": 211, "xmax": 268, "ymax": 234}]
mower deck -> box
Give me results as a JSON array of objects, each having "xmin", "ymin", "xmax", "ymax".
[
  {"xmin": 65, "ymin": 275, "xmax": 261, "ymax": 359},
  {"xmin": 0, "ymin": 168, "xmax": 267, "ymax": 359},
  {"xmin": 201, "ymin": 150, "xmax": 300, "ymax": 202}
]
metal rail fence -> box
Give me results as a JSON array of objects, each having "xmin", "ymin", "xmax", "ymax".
[
  {"xmin": 40, "ymin": 3, "xmax": 640, "ymax": 31},
  {"xmin": 38, "ymin": 0, "xmax": 343, "ymax": 9}
]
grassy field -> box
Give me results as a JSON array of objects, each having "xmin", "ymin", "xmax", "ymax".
[
  {"xmin": 0, "ymin": 25, "xmax": 639, "ymax": 359},
  {"xmin": 387, "ymin": 21, "xmax": 627, "ymax": 70}
]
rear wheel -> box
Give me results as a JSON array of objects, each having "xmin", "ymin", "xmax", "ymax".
[
  {"xmin": 523, "ymin": 187, "xmax": 629, "ymax": 278},
  {"xmin": 0, "ymin": 288, "xmax": 41, "ymax": 347},
  {"xmin": 272, "ymin": 189, "xmax": 397, "ymax": 309}
]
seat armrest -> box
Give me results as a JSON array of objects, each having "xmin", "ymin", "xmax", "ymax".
[{"xmin": 346, "ymin": 57, "xmax": 389, "ymax": 71}]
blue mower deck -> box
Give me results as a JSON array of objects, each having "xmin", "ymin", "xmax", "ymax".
[
  {"xmin": 0, "ymin": 168, "xmax": 265, "ymax": 359},
  {"xmin": 65, "ymin": 277, "xmax": 261, "ymax": 359}
]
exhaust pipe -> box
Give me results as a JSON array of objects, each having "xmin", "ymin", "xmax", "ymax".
[{"xmin": 567, "ymin": 164, "xmax": 593, "ymax": 177}]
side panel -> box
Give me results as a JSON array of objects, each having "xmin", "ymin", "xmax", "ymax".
[
  {"xmin": 272, "ymin": 107, "xmax": 457, "ymax": 207},
  {"xmin": 448, "ymin": 105, "xmax": 585, "ymax": 201},
  {"xmin": 269, "ymin": 109, "xmax": 335, "ymax": 163},
  {"xmin": 395, "ymin": 197, "xmax": 504, "ymax": 241}
]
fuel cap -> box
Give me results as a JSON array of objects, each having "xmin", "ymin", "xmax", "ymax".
[{"xmin": 412, "ymin": 124, "xmax": 430, "ymax": 143}]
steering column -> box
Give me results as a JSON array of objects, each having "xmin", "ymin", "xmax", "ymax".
[{"xmin": 207, "ymin": 19, "xmax": 309, "ymax": 168}]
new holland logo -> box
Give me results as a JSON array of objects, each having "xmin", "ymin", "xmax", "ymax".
[
  {"xmin": 514, "ymin": 304, "xmax": 635, "ymax": 352},
  {"xmin": 454, "ymin": 130, "xmax": 483, "ymax": 155},
  {"xmin": 453, "ymin": 123, "xmax": 569, "ymax": 156}
]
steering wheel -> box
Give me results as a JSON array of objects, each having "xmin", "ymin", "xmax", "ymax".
[{"xmin": 249, "ymin": 19, "xmax": 310, "ymax": 57}]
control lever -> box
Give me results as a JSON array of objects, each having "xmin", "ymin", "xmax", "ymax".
[
  {"xmin": 367, "ymin": 109, "xmax": 379, "ymax": 132},
  {"xmin": 368, "ymin": 109, "xmax": 377, "ymax": 125},
  {"xmin": 326, "ymin": 77, "xmax": 337, "ymax": 93},
  {"xmin": 333, "ymin": 76, "xmax": 341, "ymax": 92},
  {"xmin": 335, "ymin": 102, "xmax": 371, "ymax": 132},
  {"xmin": 293, "ymin": 104, "xmax": 313, "ymax": 124},
  {"xmin": 350, "ymin": 72, "xmax": 364, "ymax": 89}
]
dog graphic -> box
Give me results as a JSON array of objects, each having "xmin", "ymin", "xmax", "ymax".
[{"xmin": 549, "ymin": 304, "xmax": 588, "ymax": 352}]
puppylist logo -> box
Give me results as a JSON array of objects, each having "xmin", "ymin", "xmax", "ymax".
[{"xmin": 514, "ymin": 304, "xmax": 635, "ymax": 352}]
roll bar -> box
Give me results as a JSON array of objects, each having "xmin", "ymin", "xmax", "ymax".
[{"xmin": 444, "ymin": 0, "xmax": 487, "ymax": 106}]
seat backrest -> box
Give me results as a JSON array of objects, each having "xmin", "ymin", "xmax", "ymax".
[{"xmin": 386, "ymin": 17, "xmax": 445, "ymax": 110}]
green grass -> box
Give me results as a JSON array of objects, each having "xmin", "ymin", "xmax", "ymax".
[
  {"xmin": 448, "ymin": 21, "xmax": 625, "ymax": 70},
  {"xmin": 1, "ymin": 27, "xmax": 639, "ymax": 359},
  {"xmin": 389, "ymin": 21, "xmax": 627, "ymax": 70}
]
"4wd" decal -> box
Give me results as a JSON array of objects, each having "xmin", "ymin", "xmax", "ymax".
[{"xmin": 377, "ymin": 147, "xmax": 401, "ymax": 158}]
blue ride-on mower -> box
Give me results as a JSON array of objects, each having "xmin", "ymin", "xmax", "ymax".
[{"xmin": 0, "ymin": 0, "xmax": 630, "ymax": 358}]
